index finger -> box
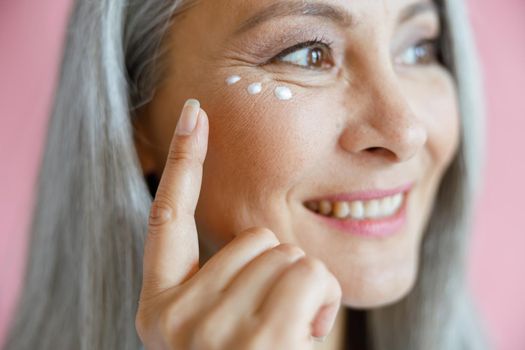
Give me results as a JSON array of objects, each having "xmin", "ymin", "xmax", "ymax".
[{"xmin": 141, "ymin": 98, "xmax": 209, "ymax": 299}]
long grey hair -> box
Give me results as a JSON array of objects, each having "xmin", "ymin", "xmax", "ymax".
[{"xmin": 4, "ymin": 0, "xmax": 491, "ymax": 349}]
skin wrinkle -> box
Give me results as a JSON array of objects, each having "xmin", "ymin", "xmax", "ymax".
[
  {"xmin": 133, "ymin": 0, "xmax": 459, "ymax": 348},
  {"xmin": 233, "ymin": 1, "xmax": 354, "ymax": 36}
]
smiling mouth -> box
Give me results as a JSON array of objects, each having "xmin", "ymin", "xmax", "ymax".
[{"xmin": 302, "ymin": 182, "xmax": 413, "ymax": 221}]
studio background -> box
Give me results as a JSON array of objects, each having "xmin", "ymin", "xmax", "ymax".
[{"xmin": 1, "ymin": 1, "xmax": 523, "ymax": 349}]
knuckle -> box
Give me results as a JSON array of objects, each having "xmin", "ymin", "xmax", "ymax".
[
  {"xmin": 294, "ymin": 256, "xmax": 326, "ymax": 277},
  {"xmin": 148, "ymin": 194, "xmax": 189, "ymax": 233},
  {"xmin": 333, "ymin": 279, "xmax": 343, "ymax": 299},
  {"xmin": 148, "ymin": 197, "xmax": 174, "ymax": 229},
  {"xmin": 328, "ymin": 272, "xmax": 343, "ymax": 298},
  {"xmin": 167, "ymin": 138, "xmax": 196, "ymax": 163},
  {"xmin": 240, "ymin": 226, "xmax": 280, "ymax": 246},
  {"xmin": 272, "ymin": 243, "xmax": 305, "ymax": 260}
]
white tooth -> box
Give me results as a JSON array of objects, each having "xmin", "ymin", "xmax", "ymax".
[
  {"xmin": 319, "ymin": 200, "xmax": 332, "ymax": 216},
  {"xmin": 392, "ymin": 193, "xmax": 403, "ymax": 209},
  {"xmin": 364, "ymin": 199, "xmax": 381, "ymax": 219},
  {"xmin": 349, "ymin": 201, "xmax": 365, "ymax": 220},
  {"xmin": 379, "ymin": 196, "xmax": 394, "ymax": 216},
  {"xmin": 305, "ymin": 201, "xmax": 319, "ymax": 212},
  {"xmin": 333, "ymin": 201, "xmax": 350, "ymax": 219}
]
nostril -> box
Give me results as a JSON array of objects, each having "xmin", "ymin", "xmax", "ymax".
[
  {"xmin": 365, "ymin": 147, "xmax": 392, "ymax": 156},
  {"xmin": 364, "ymin": 147, "xmax": 399, "ymax": 161}
]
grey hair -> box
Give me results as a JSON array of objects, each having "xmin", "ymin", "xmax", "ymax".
[{"xmin": 3, "ymin": 0, "xmax": 490, "ymax": 349}]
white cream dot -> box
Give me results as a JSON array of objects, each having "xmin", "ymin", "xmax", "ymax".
[
  {"xmin": 247, "ymin": 82, "xmax": 262, "ymax": 95},
  {"xmin": 225, "ymin": 75, "xmax": 241, "ymax": 85},
  {"xmin": 274, "ymin": 86, "xmax": 293, "ymax": 100}
]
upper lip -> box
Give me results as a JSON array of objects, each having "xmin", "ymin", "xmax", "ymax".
[{"xmin": 305, "ymin": 181, "xmax": 415, "ymax": 203}]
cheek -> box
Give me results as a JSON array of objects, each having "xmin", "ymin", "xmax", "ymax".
[
  {"xmin": 193, "ymin": 74, "xmax": 337, "ymax": 235},
  {"xmin": 201, "ymin": 78, "xmax": 333, "ymax": 193},
  {"xmin": 411, "ymin": 71, "xmax": 460, "ymax": 173}
]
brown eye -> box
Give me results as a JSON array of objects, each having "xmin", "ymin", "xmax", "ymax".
[
  {"xmin": 397, "ymin": 40, "xmax": 439, "ymax": 65},
  {"xmin": 277, "ymin": 44, "xmax": 334, "ymax": 69},
  {"xmin": 308, "ymin": 47, "xmax": 326, "ymax": 67}
]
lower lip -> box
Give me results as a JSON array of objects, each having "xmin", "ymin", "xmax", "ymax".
[{"xmin": 307, "ymin": 192, "xmax": 409, "ymax": 238}]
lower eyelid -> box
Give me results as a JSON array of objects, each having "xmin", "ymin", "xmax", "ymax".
[
  {"xmin": 262, "ymin": 63, "xmax": 339, "ymax": 80},
  {"xmin": 270, "ymin": 61, "xmax": 334, "ymax": 72},
  {"xmin": 265, "ymin": 71, "xmax": 342, "ymax": 89}
]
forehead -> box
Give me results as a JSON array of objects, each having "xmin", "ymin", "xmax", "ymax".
[{"xmin": 198, "ymin": 0, "xmax": 436, "ymax": 35}]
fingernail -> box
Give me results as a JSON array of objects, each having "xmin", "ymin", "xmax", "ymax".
[{"xmin": 175, "ymin": 98, "xmax": 200, "ymax": 135}]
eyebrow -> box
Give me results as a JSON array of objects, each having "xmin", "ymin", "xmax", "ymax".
[{"xmin": 234, "ymin": 1, "xmax": 439, "ymax": 36}]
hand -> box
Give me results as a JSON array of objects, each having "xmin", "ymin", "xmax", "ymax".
[{"xmin": 135, "ymin": 99, "xmax": 342, "ymax": 349}]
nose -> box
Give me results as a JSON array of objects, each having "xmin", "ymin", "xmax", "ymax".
[{"xmin": 339, "ymin": 84, "xmax": 428, "ymax": 163}]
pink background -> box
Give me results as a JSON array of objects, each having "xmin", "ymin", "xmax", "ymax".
[{"xmin": 1, "ymin": 1, "xmax": 524, "ymax": 349}]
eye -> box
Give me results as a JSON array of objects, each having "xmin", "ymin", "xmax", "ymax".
[
  {"xmin": 271, "ymin": 40, "xmax": 335, "ymax": 70},
  {"xmin": 396, "ymin": 39, "xmax": 440, "ymax": 66}
]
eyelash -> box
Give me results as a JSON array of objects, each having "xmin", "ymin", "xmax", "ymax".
[
  {"xmin": 266, "ymin": 36, "xmax": 442, "ymax": 70},
  {"xmin": 266, "ymin": 36, "xmax": 335, "ymax": 70}
]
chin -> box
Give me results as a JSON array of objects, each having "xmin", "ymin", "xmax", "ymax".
[{"xmin": 340, "ymin": 264, "xmax": 418, "ymax": 310}]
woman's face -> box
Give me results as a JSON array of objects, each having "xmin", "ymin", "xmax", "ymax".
[{"xmin": 135, "ymin": 0, "xmax": 460, "ymax": 308}]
